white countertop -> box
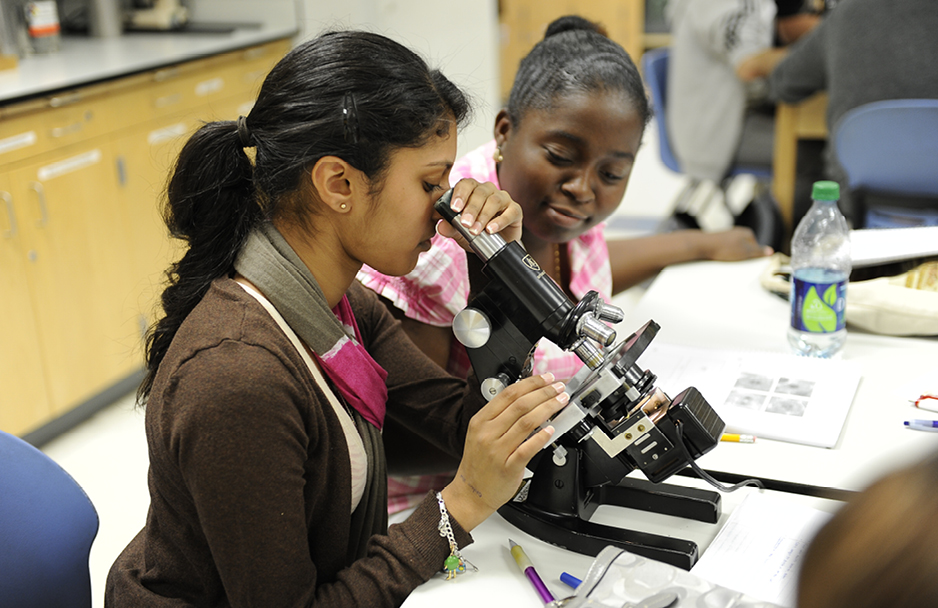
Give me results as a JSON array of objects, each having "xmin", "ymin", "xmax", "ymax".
[{"xmin": 0, "ymin": 22, "xmax": 297, "ymax": 104}]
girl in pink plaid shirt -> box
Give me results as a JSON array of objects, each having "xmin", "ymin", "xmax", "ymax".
[{"xmin": 360, "ymin": 16, "xmax": 771, "ymax": 513}]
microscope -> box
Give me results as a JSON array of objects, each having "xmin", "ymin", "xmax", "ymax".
[{"xmin": 435, "ymin": 192, "xmax": 725, "ymax": 569}]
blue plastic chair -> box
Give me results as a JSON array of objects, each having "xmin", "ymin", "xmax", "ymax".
[
  {"xmin": 833, "ymin": 99, "xmax": 938, "ymax": 228},
  {"xmin": 641, "ymin": 47, "xmax": 681, "ymax": 175},
  {"xmin": 641, "ymin": 47, "xmax": 773, "ymax": 181},
  {"xmin": 0, "ymin": 430, "xmax": 99, "ymax": 608}
]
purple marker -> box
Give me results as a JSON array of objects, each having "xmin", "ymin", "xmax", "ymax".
[{"xmin": 509, "ymin": 539, "xmax": 555, "ymax": 604}]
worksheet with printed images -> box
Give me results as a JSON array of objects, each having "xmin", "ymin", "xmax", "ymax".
[{"xmin": 635, "ymin": 343, "xmax": 862, "ymax": 448}]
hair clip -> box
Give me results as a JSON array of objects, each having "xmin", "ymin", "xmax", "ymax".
[{"xmin": 342, "ymin": 91, "xmax": 360, "ymax": 145}]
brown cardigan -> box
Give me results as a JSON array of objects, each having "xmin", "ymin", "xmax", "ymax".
[{"xmin": 106, "ymin": 279, "xmax": 476, "ymax": 607}]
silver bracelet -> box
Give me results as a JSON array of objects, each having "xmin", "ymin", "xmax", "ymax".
[{"xmin": 435, "ymin": 492, "xmax": 476, "ymax": 579}]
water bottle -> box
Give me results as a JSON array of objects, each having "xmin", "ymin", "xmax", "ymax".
[{"xmin": 787, "ymin": 181, "xmax": 851, "ymax": 357}]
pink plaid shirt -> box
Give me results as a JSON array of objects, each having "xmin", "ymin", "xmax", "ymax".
[{"xmin": 358, "ymin": 139, "xmax": 614, "ymax": 512}]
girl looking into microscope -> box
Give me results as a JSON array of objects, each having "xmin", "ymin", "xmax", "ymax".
[{"xmin": 106, "ymin": 30, "xmax": 567, "ymax": 608}]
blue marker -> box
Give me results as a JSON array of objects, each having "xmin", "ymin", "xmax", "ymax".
[{"xmin": 560, "ymin": 572, "xmax": 582, "ymax": 589}]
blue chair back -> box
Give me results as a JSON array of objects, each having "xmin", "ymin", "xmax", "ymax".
[
  {"xmin": 834, "ymin": 99, "xmax": 938, "ymax": 197},
  {"xmin": 834, "ymin": 99, "xmax": 938, "ymax": 227},
  {"xmin": 0, "ymin": 430, "xmax": 98, "ymax": 608},
  {"xmin": 641, "ymin": 47, "xmax": 682, "ymax": 174}
]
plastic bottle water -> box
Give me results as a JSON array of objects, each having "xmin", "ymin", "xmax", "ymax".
[{"xmin": 787, "ymin": 181, "xmax": 851, "ymax": 357}]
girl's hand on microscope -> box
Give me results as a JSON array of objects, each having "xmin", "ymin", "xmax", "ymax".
[
  {"xmin": 440, "ymin": 373, "xmax": 568, "ymax": 531},
  {"xmin": 437, "ymin": 178, "xmax": 523, "ymax": 248}
]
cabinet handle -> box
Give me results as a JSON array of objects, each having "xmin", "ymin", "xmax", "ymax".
[
  {"xmin": 154, "ymin": 93, "xmax": 182, "ymax": 108},
  {"xmin": 243, "ymin": 69, "xmax": 267, "ymax": 84},
  {"xmin": 154, "ymin": 67, "xmax": 180, "ymax": 82},
  {"xmin": 49, "ymin": 92, "xmax": 82, "ymax": 108},
  {"xmin": 116, "ymin": 156, "xmax": 127, "ymax": 186},
  {"xmin": 28, "ymin": 182, "xmax": 50, "ymax": 227},
  {"xmin": 50, "ymin": 122, "xmax": 84, "ymax": 138},
  {"xmin": 243, "ymin": 47, "xmax": 267, "ymax": 61},
  {"xmin": 2, "ymin": 191, "xmax": 17, "ymax": 238},
  {"xmin": 195, "ymin": 77, "xmax": 225, "ymax": 97}
]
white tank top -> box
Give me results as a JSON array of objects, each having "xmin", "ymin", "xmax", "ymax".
[{"xmin": 235, "ymin": 280, "xmax": 367, "ymax": 513}]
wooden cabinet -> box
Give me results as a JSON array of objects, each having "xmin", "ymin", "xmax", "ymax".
[
  {"xmin": 4, "ymin": 140, "xmax": 139, "ymax": 417},
  {"xmin": 0, "ymin": 174, "xmax": 53, "ymax": 435},
  {"xmin": 498, "ymin": 0, "xmax": 645, "ymax": 100},
  {"xmin": 0, "ymin": 38, "xmax": 290, "ymax": 437}
]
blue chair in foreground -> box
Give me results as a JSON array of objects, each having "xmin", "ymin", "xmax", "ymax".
[
  {"xmin": 833, "ymin": 99, "xmax": 938, "ymax": 228},
  {"xmin": 0, "ymin": 430, "xmax": 99, "ymax": 608},
  {"xmin": 641, "ymin": 47, "xmax": 782, "ymax": 250}
]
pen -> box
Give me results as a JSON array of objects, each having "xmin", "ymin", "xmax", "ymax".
[
  {"xmin": 721, "ymin": 433, "xmax": 756, "ymax": 443},
  {"xmin": 904, "ymin": 420, "xmax": 938, "ymax": 432},
  {"xmin": 509, "ymin": 539, "xmax": 555, "ymax": 604}
]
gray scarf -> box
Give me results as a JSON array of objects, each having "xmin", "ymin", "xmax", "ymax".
[{"xmin": 234, "ymin": 222, "xmax": 388, "ymax": 560}]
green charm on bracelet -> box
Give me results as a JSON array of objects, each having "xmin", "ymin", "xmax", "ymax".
[{"xmin": 444, "ymin": 553, "xmax": 465, "ymax": 579}]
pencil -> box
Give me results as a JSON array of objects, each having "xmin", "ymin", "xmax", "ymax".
[{"xmin": 721, "ymin": 433, "xmax": 756, "ymax": 443}]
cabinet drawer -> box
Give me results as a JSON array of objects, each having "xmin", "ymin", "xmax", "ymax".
[
  {"xmin": 187, "ymin": 41, "xmax": 289, "ymax": 112},
  {"xmin": 0, "ymin": 92, "xmax": 113, "ymax": 164},
  {"xmin": 0, "ymin": 111, "xmax": 42, "ymax": 164},
  {"xmin": 133, "ymin": 69, "xmax": 230, "ymax": 122},
  {"xmin": 224, "ymin": 39, "xmax": 291, "ymax": 99},
  {"xmin": 110, "ymin": 51, "xmax": 231, "ymax": 124},
  {"xmin": 202, "ymin": 41, "xmax": 291, "ymax": 122}
]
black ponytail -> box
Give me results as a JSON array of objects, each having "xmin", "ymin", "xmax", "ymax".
[
  {"xmin": 139, "ymin": 30, "xmax": 470, "ymax": 402},
  {"xmin": 138, "ymin": 121, "xmax": 259, "ymax": 401},
  {"xmin": 507, "ymin": 14, "xmax": 651, "ymax": 130}
]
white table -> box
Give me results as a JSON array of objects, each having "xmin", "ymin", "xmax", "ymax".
[
  {"xmin": 616, "ymin": 258, "xmax": 938, "ymax": 493},
  {"xmin": 401, "ymin": 485, "xmax": 841, "ymax": 608},
  {"xmin": 405, "ymin": 257, "xmax": 938, "ymax": 607}
]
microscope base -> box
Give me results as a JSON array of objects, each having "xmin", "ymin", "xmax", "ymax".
[
  {"xmin": 498, "ymin": 499, "xmax": 701, "ymax": 570},
  {"xmin": 499, "ymin": 471, "xmax": 722, "ymax": 570},
  {"xmin": 597, "ymin": 477, "xmax": 721, "ymax": 524}
]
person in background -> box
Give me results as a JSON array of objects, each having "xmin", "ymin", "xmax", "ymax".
[
  {"xmin": 358, "ymin": 15, "xmax": 772, "ymax": 514},
  {"xmin": 666, "ymin": 0, "xmax": 821, "ymax": 184},
  {"xmin": 797, "ymin": 449, "xmax": 938, "ymax": 608},
  {"xmin": 769, "ymin": 0, "xmax": 938, "ymax": 226},
  {"xmin": 105, "ymin": 30, "xmax": 568, "ymax": 608}
]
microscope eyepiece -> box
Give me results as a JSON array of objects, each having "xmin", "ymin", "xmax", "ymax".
[{"xmin": 433, "ymin": 189, "xmax": 506, "ymax": 261}]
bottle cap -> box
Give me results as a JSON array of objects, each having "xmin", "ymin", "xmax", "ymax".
[{"xmin": 812, "ymin": 180, "xmax": 840, "ymax": 201}]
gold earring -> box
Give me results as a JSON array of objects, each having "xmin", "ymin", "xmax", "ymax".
[
  {"xmin": 493, "ymin": 147, "xmax": 504, "ymax": 164},
  {"xmin": 340, "ymin": 203, "xmax": 348, "ymax": 210}
]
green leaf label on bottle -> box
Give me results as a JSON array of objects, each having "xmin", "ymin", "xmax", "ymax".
[{"xmin": 791, "ymin": 274, "xmax": 846, "ymax": 333}]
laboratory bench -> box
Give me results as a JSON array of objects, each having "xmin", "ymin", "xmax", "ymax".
[{"xmin": 1, "ymin": 24, "xmax": 296, "ymax": 443}]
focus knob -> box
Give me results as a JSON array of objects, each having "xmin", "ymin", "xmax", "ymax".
[
  {"xmin": 481, "ymin": 373, "xmax": 510, "ymax": 401},
  {"xmin": 453, "ymin": 307, "xmax": 491, "ymax": 348}
]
